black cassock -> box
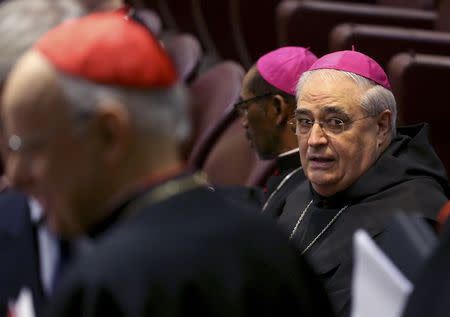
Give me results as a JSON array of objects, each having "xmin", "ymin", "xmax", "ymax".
[
  {"xmin": 262, "ymin": 150, "xmax": 306, "ymax": 219},
  {"xmin": 279, "ymin": 124, "xmax": 449, "ymax": 316},
  {"xmin": 46, "ymin": 173, "xmax": 333, "ymax": 317}
]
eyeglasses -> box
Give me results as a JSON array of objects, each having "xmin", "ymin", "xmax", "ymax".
[
  {"xmin": 234, "ymin": 93, "xmax": 275, "ymax": 117},
  {"xmin": 288, "ymin": 115, "xmax": 375, "ymax": 136}
]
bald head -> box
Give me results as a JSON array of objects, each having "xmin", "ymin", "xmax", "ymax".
[
  {"xmin": 1, "ymin": 47, "xmax": 187, "ymax": 238},
  {"xmin": 3, "ymin": 51, "xmax": 64, "ymax": 121},
  {"xmin": 1, "ymin": 50, "xmax": 105, "ymax": 237}
]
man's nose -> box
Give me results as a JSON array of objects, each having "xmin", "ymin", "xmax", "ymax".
[{"xmin": 307, "ymin": 123, "xmax": 328, "ymax": 147}]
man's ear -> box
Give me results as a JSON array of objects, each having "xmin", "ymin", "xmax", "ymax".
[
  {"xmin": 273, "ymin": 95, "xmax": 292, "ymax": 126},
  {"xmin": 376, "ymin": 109, "xmax": 392, "ymax": 146},
  {"xmin": 94, "ymin": 100, "xmax": 131, "ymax": 165}
]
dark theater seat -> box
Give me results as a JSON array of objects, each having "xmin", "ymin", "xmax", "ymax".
[
  {"xmin": 377, "ymin": 0, "xmax": 434, "ymax": 10},
  {"xmin": 202, "ymin": 118, "xmax": 275, "ymax": 186},
  {"xmin": 164, "ymin": 33, "xmax": 202, "ymax": 82},
  {"xmin": 187, "ymin": 61, "xmax": 244, "ymax": 164},
  {"xmin": 387, "ymin": 52, "xmax": 450, "ymax": 177},
  {"xmin": 277, "ymin": 0, "xmax": 436, "ymax": 57},
  {"xmin": 230, "ymin": 0, "xmax": 281, "ymax": 67},
  {"xmin": 329, "ymin": 23, "xmax": 450, "ymax": 68}
]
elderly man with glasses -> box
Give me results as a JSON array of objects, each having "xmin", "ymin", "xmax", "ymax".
[
  {"xmin": 235, "ymin": 47, "xmax": 317, "ymax": 219},
  {"xmin": 280, "ymin": 50, "xmax": 449, "ymax": 316}
]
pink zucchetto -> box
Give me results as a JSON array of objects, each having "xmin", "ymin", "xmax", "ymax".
[
  {"xmin": 308, "ymin": 50, "xmax": 391, "ymax": 90},
  {"xmin": 256, "ymin": 47, "xmax": 318, "ymax": 96}
]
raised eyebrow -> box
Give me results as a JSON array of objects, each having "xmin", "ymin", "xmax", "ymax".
[
  {"xmin": 294, "ymin": 108, "xmax": 312, "ymax": 117},
  {"xmin": 321, "ymin": 106, "xmax": 349, "ymax": 117}
]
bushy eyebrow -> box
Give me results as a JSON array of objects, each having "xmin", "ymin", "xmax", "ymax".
[
  {"xmin": 321, "ymin": 106, "xmax": 348, "ymax": 117},
  {"xmin": 294, "ymin": 108, "xmax": 312, "ymax": 117},
  {"xmin": 295, "ymin": 105, "xmax": 350, "ymax": 119}
]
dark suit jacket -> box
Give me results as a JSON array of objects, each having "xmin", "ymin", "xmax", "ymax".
[
  {"xmin": 47, "ymin": 177, "xmax": 334, "ymax": 317},
  {"xmin": 0, "ymin": 189, "xmax": 45, "ymax": 317}
]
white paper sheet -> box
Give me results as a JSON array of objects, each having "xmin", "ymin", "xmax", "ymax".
[
  {"xmin": 8, "ymin": 288, "xmax": 36, "ymax": 317},
  {"xmin": 351, "ymin": 230, "xmax": 413, "ymax": 317}
]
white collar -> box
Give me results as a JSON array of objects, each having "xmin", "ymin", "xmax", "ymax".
[
  {"xmin": 278, "ymin": 148, "xmax": 299, "ymax": 158},
  {"xmin": 29, "ymin": 197, "xmax": 44, "ymax": 224}
]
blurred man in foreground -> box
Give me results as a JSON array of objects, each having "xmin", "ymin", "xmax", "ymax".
[
  {"xmin": 0, "ymin": 1, "xmax": 84, "ymax": 315},
  {"xmin": 2, "ymin": 9, "xmax": 333, "ymax": 317}
]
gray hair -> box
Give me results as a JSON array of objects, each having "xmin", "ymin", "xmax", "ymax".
[
  {"xmin": 296, "ymin": 69, "xmax": 397, "ymax": 135},
  {"xmin": 0, "ymin": 0, "xmax": 85, "ymax": 80},
  {"xmin": 58, "ymin": 73, "xmax": 191, "ymax": 143}
]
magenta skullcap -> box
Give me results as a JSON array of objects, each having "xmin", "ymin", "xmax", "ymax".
[
  {"xmin": 308, "ymin": 50, "xmax": 391, "ymax": 89},
  {"xmin": 256, "ymin": 46, "xmax": 318, "ymax": 96}
]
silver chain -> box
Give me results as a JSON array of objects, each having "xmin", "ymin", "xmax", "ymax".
[
  {"xmin": 289, "ymin": 199, "xmax": 313, "ymax": 240},
  {"xmin": 289, "ymin": 199, "xmax": 349, "ymax": 255},
  {"xmin": 262, "ymin": 167, "xmax": 303, "ymax": 212}
]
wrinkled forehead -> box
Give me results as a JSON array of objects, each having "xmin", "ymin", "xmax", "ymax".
[
  {"xmin": 300, "ymin": 69, "xmax": 363, "ymax": 94},
  {"xmin": 1, "ymin": 50, "xmax": 68, "ymax": 132},
  {"xmin": 297, "ymin": 69, "xmax": 364, "ymax": 115}
]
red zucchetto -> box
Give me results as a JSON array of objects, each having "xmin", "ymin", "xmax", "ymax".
[{"xmin": 34, "ymin": 8, "xmax": 177, "ymax": 88}]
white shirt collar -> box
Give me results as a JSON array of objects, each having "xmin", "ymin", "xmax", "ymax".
[{"xmin": 29, "ymin": 197, "xmax": 44, "ymax": 224}]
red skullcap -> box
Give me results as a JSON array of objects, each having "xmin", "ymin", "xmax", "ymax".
[{"xmin": 34, "ymin": 8, "xmax": 177, "ymax": 88}]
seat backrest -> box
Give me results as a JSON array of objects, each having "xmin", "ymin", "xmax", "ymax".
[
  {"xmin": 230, "ymin": 0, "xmax": 280, "ymax": 66},
  {"xmin": 202, "ymin": 118, "xmax": 271, "ymax": 186},
  {"xmin": 187, "ymin": 61, "xmax": 245, "ymax": 163},
  {"xmin": 277, "ymin": 0, "xmax": 436, "ymax": 57},
  {"xmin": 436, "ymin": 0, "xmax": 450, "ymax": 31},
  {"xmin": 193, "ymin": 0, "xmax": 249, "ymax": 67},
  {"xmin": 136, "ymin": 8, "xmax": 162, "ymax": 36},
  {"xmin": 138, "ymin": 0, "xmax": 197, "ymax": 34},
  {"xmin": 329, "ymin": 23, "xmax": 450, "ymax": 68},
  {"xmin": 387, "ymin": 52, "xmax": 450, "ymax": 177},
  {"xmin": 164, "ymin": 33, "xmax": 202, "ymax": 82},
  {"xmin": 377, "ymin": 0, "xmax": 434, "ymax": 10}
]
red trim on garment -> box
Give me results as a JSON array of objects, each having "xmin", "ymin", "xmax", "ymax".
[{"xmin": 437, "ymin": 201, "xmax": 450, "ymax": 234}]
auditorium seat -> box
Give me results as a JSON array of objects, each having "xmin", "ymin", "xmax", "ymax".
[
  {"xmin": 436, "ymin": 0, "xmax": 450, "ymax": 31},
  {"xmin": 387, "ymin": 52, "xmax": 450, "ymax": 177},
  {"xmin": 276, "ymin": 0, "xmax": 436, "ymax": 57},
  {"xmin": 139, "ymin": 0, "xmax": 197, "ymax": 34},
  {"xmin": 202, "ymin": 118, "xmax": 275, "ymax": 186},
  {"xmin": 377, "ymin": 0, "xmax": 434, "ymax": 10},
  {"xmin": 193, "ymin": 0, "xmax": 250, "ymax": 67},
  {"xmin": 229, "ymin": 0, "xmax": 280, "ymax": 67},
  {"xmin": 136, "ymin": 8, "xmax": 162, "ymax": 36},
  {"xmin": 187, "ymin": 61, "xmax": 245, "ymax": 163},
  {"xmin": 329, "ymin": 23, "xmax": 450, "ymax": 68},
  {"xmin": 164, "ymin": 33, "xmax": 202, "ymax": 82}
]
